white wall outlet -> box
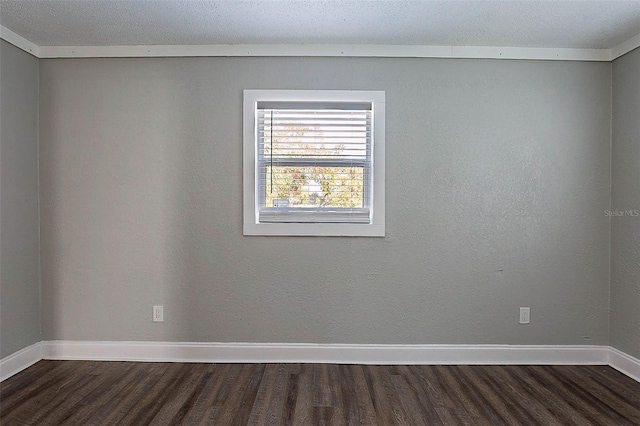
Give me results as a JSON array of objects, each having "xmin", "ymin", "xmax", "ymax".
[
  {"xmin": 519, "ymin": 307, "xmax": 530, "ymax": 324},
  {"xmin": 153, "ymin": 305, "xmax": 164, "ymax": 322}
]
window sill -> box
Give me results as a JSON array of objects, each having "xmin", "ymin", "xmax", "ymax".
[{"xmin": 243, "ymin": 222, "xmax": 385, "ymax": 237}]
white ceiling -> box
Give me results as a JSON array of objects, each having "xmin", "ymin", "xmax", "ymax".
[{"xmin": 1, "ymin": 0, "xmax": 639, "ymax": 49}]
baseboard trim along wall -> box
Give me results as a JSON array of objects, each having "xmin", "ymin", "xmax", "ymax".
[
  {"xmin": 40, "ymin": 341, "xmax": 611, "ymax": 365},
  {"xmin": 608, "ymin": 346, "xmax": 640, "ymax": 382},
  {"xmin": 2, "ymin": 341, "xmax": 638, "ymax": 382},
  {"xmin": 0, "ymin": 342, "xmax": 42, "ymax": 381}
]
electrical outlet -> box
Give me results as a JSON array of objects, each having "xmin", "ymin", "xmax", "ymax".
[
  {"xmin": 519, "ymin": 307, "xmax": 530, "ymax": 324},
  {"xmin": 153, "ymin": 305, "xmax": 164, "ymax": 322}
]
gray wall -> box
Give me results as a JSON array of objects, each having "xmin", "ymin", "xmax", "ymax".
[
  {"xmin": 0, "ymin": 41, "xmax": 40, "ymax": 357},
  {"xmin": 39, "ymin": 57, "xmax": 612, "ymax": 345},
  {"xmin": 611, "ymin": 47, "xmax": 640, "ymax": 359}
]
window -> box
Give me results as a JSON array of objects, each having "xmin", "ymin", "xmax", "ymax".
[{"xmin": 243, "ymin": 90, "xmax": 385, "ymax": 236}]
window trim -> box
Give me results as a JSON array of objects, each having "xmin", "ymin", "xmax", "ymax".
[{"xmin": 243, "ymin": 89, "xmax": 385, "ymax": 237}]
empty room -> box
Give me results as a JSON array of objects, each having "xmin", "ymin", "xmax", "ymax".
[{"xmin": 1, "ymin": 1, "xmax": 639, "ymax": 424}]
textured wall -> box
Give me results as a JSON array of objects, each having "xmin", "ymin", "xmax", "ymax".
[
  {"xmin": 39, "ymin": 57, "xmax": 612, "ymax": 345},
  {"xmin": 0, "ymin": 41, "xmax": 40, "ymax": 358},
  {"xmin": 611, "ymin": 47, "xmax": 640, "ymax": 359}
]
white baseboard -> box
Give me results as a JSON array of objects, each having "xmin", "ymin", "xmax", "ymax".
[
  {"xmin": 41, "ymin": 341, "xmax": 609, "ymax": 365},
  {"xmin": 3, "ymin": 341, "xmax": 637, "ymax": 383},
  {"xmin": 608, "ymin": 346, "xmax": 640, "ymax": 382},
  {"xmin": 0, "ymin": 342, "xmax": 42, "ymax": 381}
]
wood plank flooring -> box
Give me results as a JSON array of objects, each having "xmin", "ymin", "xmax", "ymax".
[{"xmin": 1, "ymin": 361, "xmax": 639, "ymax": 425}]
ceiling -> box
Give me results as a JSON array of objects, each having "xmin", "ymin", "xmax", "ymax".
[{"xmin": 1, "ymin": 0, "xmax": 639, "ymax": 50}]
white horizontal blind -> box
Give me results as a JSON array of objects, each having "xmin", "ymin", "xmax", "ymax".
[{"xmin": 257, "ymin": 101, "xmax": 373, "ymax": 223}]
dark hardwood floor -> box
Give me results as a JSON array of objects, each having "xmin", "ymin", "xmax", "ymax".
[{"xmin": 1, "ymin": 361, "xmax": 639, "ymax": 425}]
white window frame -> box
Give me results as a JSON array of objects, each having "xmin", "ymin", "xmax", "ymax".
[{"xmin": 243, "ymin": 89, "xmax": 385, "ymax": 236}]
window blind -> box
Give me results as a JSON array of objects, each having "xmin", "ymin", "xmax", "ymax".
[{"xmin": 256, "ymin": 102, "xmax": 373, "ymax": 224}]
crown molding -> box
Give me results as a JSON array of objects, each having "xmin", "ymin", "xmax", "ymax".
[
  {"xmin": 36, "ymin": 44, "xmax": 612, "ymax": 61},
  {"xmin": 610, "ymin": 32, "xmax": 640, "ymax": 60},
  {"xmin": 1, "ymin": 25, "xmax": 639, "ymax": 62},
  {"xmin": 0, "ymin": 25, "xmax": 39, "ymax": 57}
]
